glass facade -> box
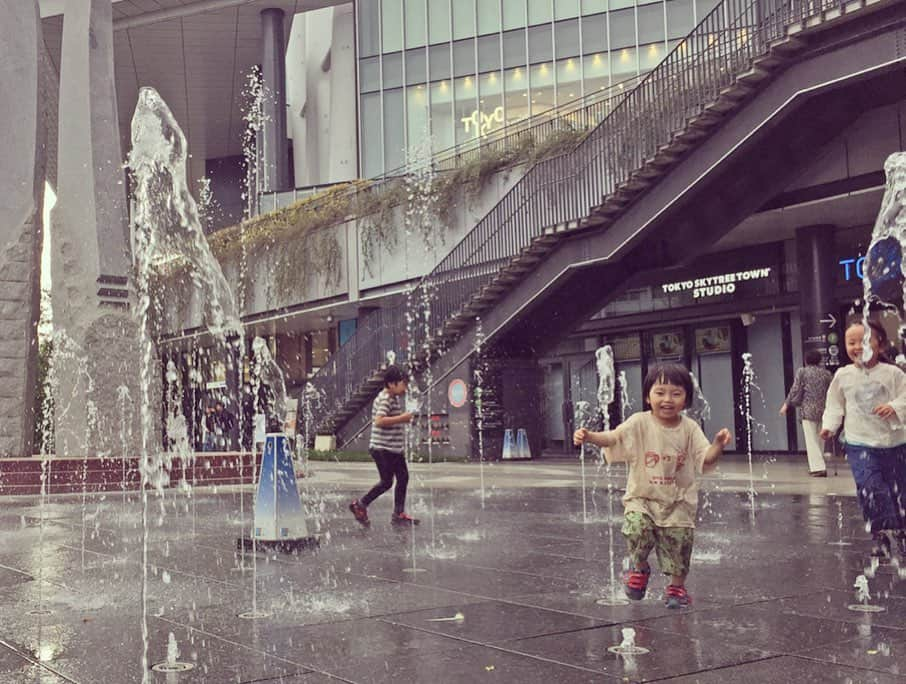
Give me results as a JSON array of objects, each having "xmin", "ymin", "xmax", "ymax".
[{"xmin": 357, "ymin": 0, "xmax": 703, "ymax": 176}]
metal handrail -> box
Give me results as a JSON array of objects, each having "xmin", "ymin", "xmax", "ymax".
[{"xmin": 309, "ymin": 0, "xmax": 858, "ymax": 430}]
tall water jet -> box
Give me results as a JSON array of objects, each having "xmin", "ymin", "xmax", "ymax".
[
  {"xmin": 473, "ymin": 318, "xmax": 487, "ymax": 507},
  {"xmin": 594, "ymin": 345, "xmax": 628, "ymax": 606},
  {"xmin": 575, "ymin": 400, "xmax": 593, "ymax": 524},
  {"xmin": 861, "ymin": 153, "xmax": 906, "ymax": 338},
  {"xmin": 129, "ymin": 86, "xmax": 244, "ymax": 681},
  {"xmin": 741, "ymin": 353, "xmax": 757, "ymax": 517}
]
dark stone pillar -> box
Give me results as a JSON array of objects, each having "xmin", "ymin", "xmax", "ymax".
[
  {"xmin": 796, "ymin": 225, "xmax": 841, "ymax": 369},
  {"xmin": 260, "ymin": 8, "xmax": 290, "ymax": 192}
]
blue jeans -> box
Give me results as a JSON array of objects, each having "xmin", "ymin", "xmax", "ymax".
[{"xmin": 845, "ymin": 444, "xmax": 906, "ymax": 533}]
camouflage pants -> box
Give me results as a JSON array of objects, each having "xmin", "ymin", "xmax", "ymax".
[{"xmin": 621, "ymin": 511, "xmax": 694, "ymax": 577}]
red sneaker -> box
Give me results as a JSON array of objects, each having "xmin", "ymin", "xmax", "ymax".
[
  {"xmin": 349, "ymin": 500, "xmax": 370, "ymax": 526},
  {"xmin": 391, "ymin": 512, "xmax": 420, "ymax": 526},
  {"xmin": 664, "ymin": 584, "xmax": 692, "ymax": 609},
  {"xmin": 622, "ymin": 568, "xmax": 650, "ymax": 600}
]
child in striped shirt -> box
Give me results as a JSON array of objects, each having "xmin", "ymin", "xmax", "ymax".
[{"xmin": 349, "ymin": 365, "xmax": 419, "ymax": 526}]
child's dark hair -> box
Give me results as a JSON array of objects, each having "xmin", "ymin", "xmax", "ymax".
[
  {"xmin": 642, "ymin": 363, "xmax": 694, "ymax": 403},
  {"xmin": 804, "ymin": 350, "xmax": 823, "ymax": 366},
  {"xmin": 383, "ymin": 365, "xmax": 409, "ymax": 386},
  {"xmin": 849, "ymin": 320, "xmax": 895, "ymax": 363}
]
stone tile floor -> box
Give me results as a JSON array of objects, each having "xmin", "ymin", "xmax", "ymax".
[{"xmin": 0, "ymin": 458, "xmax": 903, "ymax": 683}]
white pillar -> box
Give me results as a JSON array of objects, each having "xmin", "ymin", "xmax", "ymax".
[
  {"xmin": 328, "ymin": 4, "xmax": 357, "ymax": 183},
  {"xmin": 0, "ymin": 0, "xmax": 44, "ymax": 456},
  {"xmin": 52, "ymin": 0, "xmax": 141, "ymax": 456}
]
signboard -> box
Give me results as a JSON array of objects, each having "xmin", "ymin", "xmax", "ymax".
[
  {"xmin": 695, "ymin": 326, "xmax": 731, "ymax": 354},
  {"xmin": 660, "ymin": 267, "xmax": 772, "ymax": 300},
  {"xmin": 448, "ymin": 379, "xmax": 467, "ymax": 408}
]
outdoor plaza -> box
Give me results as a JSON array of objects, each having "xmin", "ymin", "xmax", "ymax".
[{"xmin": 0, "ymin": 457, "xmax": 903, "ymax": 683}]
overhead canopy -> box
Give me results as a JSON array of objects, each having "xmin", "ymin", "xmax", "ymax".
[{"xmin": 39, "ymin": 0, "xmax": 345, "ymax": 186}]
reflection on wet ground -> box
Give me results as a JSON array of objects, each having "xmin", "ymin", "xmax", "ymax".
[{"xmin": 0, "ymin": 461, "xmax": 903, "ymax": 683}]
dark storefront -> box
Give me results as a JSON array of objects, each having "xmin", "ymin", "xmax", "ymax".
[{"xmin": 544, "ymin": 226, "xmax": 894, "ymax": 455}]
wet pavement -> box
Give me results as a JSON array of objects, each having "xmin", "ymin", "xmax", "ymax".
[{"xmin": 0, "ymin": 458, "xmax": 904, "ymax": 683}]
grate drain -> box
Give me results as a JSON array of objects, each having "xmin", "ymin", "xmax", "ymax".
[{"xmin": 151, "ymin": 661, "xmax": 195, "ymax": 673}]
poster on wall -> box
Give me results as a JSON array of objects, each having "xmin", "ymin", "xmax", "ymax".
[
  {"xmin": 695, "ymin": 326, "xmax": 731, "ymax": 354},
  {"xmin": 652, "ymin": 331, "xmax": 685, "ymax": 358},
  {"xmin": 610, "ymin": 334, "xmax": 641, "ymax": 362},
  {"xmin": 205, "ymin": 360, "xmax": 227, "ymax": 389}
]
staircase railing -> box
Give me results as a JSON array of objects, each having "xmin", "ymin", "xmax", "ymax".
[{"xmin": 310, "ymin": 0, "xmax": 858, "ymax": 427}]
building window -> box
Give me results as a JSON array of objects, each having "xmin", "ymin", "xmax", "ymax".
[
  {"xmin": 582, "ymin": 52, "xmax": 610, "ymax": 95},
  {"xmin": 407, "ymin": 84, "xmax": 430, "ymax": 154},
  {"xmin": 453, "ymin": 0, "xmax": 476, "ymax": 40},
  {"xmin": 556, "ymin": 57, "xmax": 582, "ymax": 103},
  {"xmin": 504, "ymin": 66, "xmax": 529, "ymax": 125},
  {"xmin": 454, "ymin": 75, "xmax": 479, "ymax": 143},
  {"xmin": 503, "ymin": 0, "xmax": 527, "ymax": 30},
  {"xmin": 697, "ymin": 0, "xmax": 721, "ymax": 18},
  {"xmin": 430, "ymin": 79, "xmax": 455, "ymax": 152},
  {"xmin": 527, "ymin": 24, "xmax": 553, "ymax": 62},
  {"xmin": 478, "ymin": 0, "xmax": 502, "ymax": 34},
  {"xmin": 478, "ymin": 71, "xmax": 505, "ymax": 136},
  {"xmin": 639, "ymin": 40, "xmax": 666, "ymax": 72},
  {"xmin": 637, "ymin": 3, "xmax": 666, "ymax": 44},
  {"xmin": 382, "ymin": 0, "xmax": 404, "ymax": 53},
  {"xmin": 359, "ymin": 56, "xmax": 381, "ymax": 92},
  {"xmin": 383, "ymin": 88, "xmax": 406, "ymax": 171},
  {"xmin": 502, "ymin": 28, "xmax": 527, "ymax": 68},
  {"xmin": 477, "ymin": 34, "xmax": 502, "ymax": 72},
  {"xmin": 405, "ymin": 47, "xmax": 428, "ymax": 85},
  {"xmin": 666, "ymin": 0, "xmax": 695, "ymax": 38},
  {"xmin": 428, "ymin": 0, "xmax": 451, "ymax": 43},
  {"xmin": 609, "ymin": 7, "xmax": 637, "ymax": 50},
  {"xmin": 554, "ymin": 0, "xmax": 580, "ymax": 20},
  {"xmin": 360, "ymin": 92, "xmax": 383, "ymax": 177},
  {"xmin": 359, "ymin": 0, "xmax": 381, "ymax": 57},
  {"xmin": 528, "ymin": 0, "xmax": 553, "ymax": 25},
  {"xmin": 554, "ymin": 18, "xmax": 580, "ymax": 59},
  {"xmin": 530, "ymin": 61, "xmax": 555, "ymax": 115},
  {"xmin": 405, "ymin": 0, "xmax": 427, "ymax": 48},
  {"xmin": 452, "ymin": 38, "xmax": 477, "ymax": 77},
  {"xmin": 382, "ymin": 52, "xmax": 404, "ymax": 89},
  {"xmin": 429, "ymin": 43, "xmax": 451, "ymax": 80},
  {"xmin": 581, "ymin": 0, "xmax": 607, "ymax": 13},
  {"xmin": 611, "ymin": 46, "xmax": 638, "ymax": 82}
]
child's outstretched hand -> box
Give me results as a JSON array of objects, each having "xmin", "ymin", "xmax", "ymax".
[
  {"xmin": 573, "ymin": 428, "xmax": 588, "ymax": 446},
  {"xmin": 713, "ymin": 429, "xmax": 732, "ymax": 447},
  {"xmin": 873, "ymin": 404, "xmax": 897, "ymax": 419}
]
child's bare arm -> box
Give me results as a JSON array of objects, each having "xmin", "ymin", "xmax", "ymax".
[
  {"xmin": 573, "ymin": 428, "xmax": 617, "ymax": 448},
  {"xmin": 702, "ymin": 428, "xmax": 732, "ymax": 471}
]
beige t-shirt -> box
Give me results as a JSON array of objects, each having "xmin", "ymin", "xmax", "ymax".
[{"xmin": 604, "ymin": 412, "xmax": 712, "ymax": 528}]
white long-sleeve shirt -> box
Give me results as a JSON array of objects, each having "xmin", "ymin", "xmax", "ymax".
[{"xmin": 822, "ymin": 362, "xmax": 906, "ymax": 448}]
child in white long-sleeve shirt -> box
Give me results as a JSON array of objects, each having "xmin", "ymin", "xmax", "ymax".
[{"xmin": 821, "ymin": 321, "xmax": 906, "ymax": 561}]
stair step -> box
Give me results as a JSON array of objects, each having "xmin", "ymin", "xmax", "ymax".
[
  {"xmin": 768, "ymin": 35, "xmax": 805, "ymax": 55},
  {"xmin": 704, "ymin": 95, "xmax": 739, "ymax": 114},
  {"xmin": 752, "ymin": 53, "xmax": 785, "ymax": 69},
  {"xmin": 736, "ymin": 66, "xmax": 772, "ymax": 85},
  {"xmin": 719, "ymin": 82, "xmax": 753, "ymax": 101}
]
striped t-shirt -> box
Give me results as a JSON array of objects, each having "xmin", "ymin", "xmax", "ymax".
[{"xmin": 369, "ymin": 389, "xmax": 406, "ymax": 453}]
